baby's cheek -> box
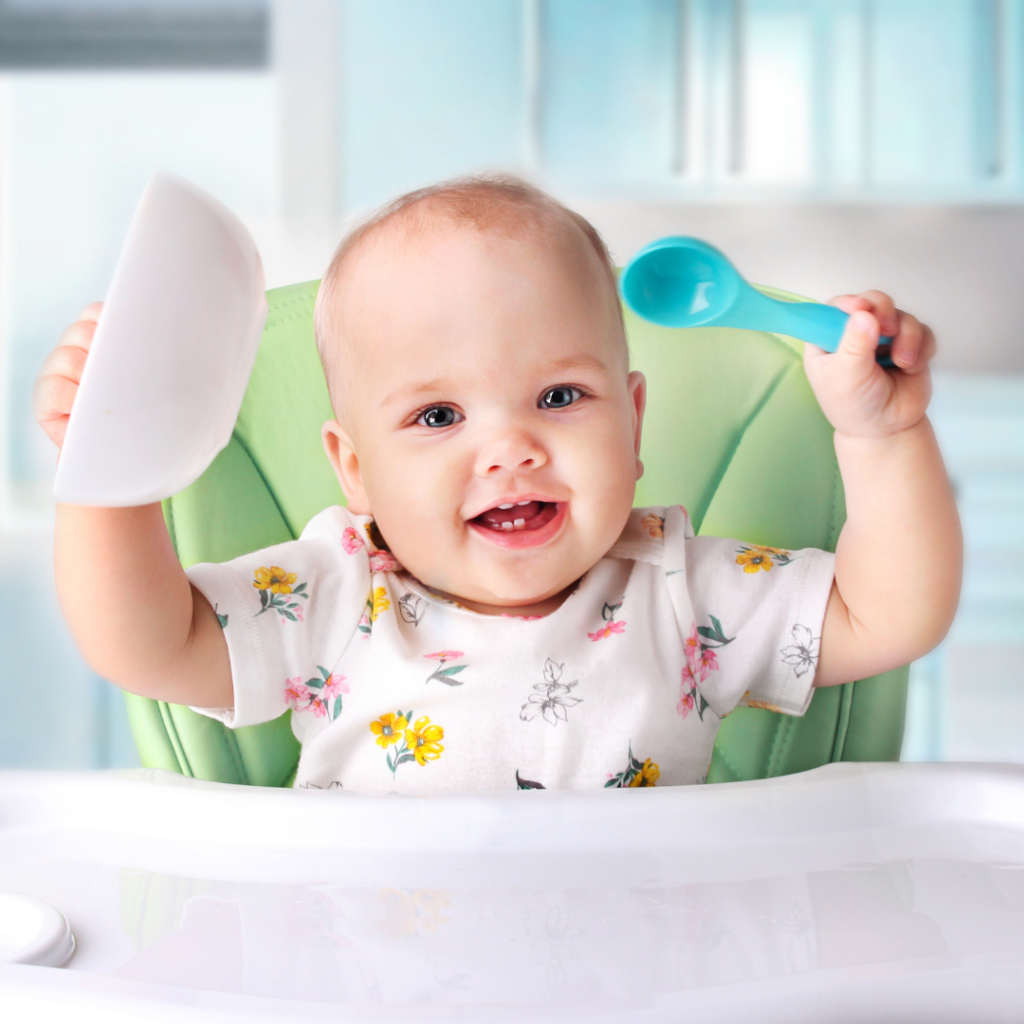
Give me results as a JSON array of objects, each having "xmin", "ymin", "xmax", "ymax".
[
  {"xmin": 571, "ymin": 423, "xmax": 637, "ymax": 500},
  {"xmin": 372, "ymin": 479, "xmax": 460, "ymax": 577}
]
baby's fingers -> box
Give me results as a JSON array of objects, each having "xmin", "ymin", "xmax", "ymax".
[
  {"xmin": 33, "ymin": 344, "xmax": 87, "ymax": 448},
  {"xmin": 57, "ymin": 308, "xmax": 101, "ymax": 356},
  {"xmin": 835, "ymin": 309, "xmax": 882, "ymax": 363},
  {"xmin": 37, "ymin": 338, "xmax": 89, "ymax": 387},
  {"xmin": 889, "ymin": 312, "xmax": 935, "ymax": 374},
  {"xmin": 33, "ymin": 304, "xmax": 102, "ymax": 450},
  {"xmin": 32, "ymin": 374, "xmax": 79, "ymax": 449},
  {"xmin": 77, "ymin": 300, "xmax": 103, "ymax": 324},
  {"xmin": 830, "ymin": 291, "xmax": 898, "ymax": 338}
]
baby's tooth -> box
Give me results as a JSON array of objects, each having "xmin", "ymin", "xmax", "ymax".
[
  {"xmin": 498, "ymin": 503, "xmax": 514, "ymax": 509},
  {"xmin": 501, "ymin": 521, "xmax": 513, "ymax": 531},
  {"xmin": 517, "ymin": 500, "xmax": 531, "ymax": 505},
  {"xmin": 513, "ymin": 518, "xmax": 525, "ymax": 528}
]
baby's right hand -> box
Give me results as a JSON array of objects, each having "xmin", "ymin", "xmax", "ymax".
[{"xmin": 33, "ymin": 302, "xmax": 103, "ymax": 450}]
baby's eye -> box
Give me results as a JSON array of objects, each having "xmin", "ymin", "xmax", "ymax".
[
  {"xmin": 539, "ymin": 385, "xmax": 584, "ymax": 409},
  {"xmin": 416, "ymin": 405, "xmax": 462, "ymax": 428}
]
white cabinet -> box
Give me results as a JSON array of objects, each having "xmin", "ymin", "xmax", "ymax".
[{"xmin": 341, "ymin": 0, "xmax": 1024, "ymax": 201}]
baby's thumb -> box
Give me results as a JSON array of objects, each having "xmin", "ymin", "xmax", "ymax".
[{"xmin": 837, "ymin": 310, "xmax": 880, "ymax": 362}]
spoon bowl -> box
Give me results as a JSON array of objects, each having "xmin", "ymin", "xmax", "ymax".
[{"xmin": 620, "ymin": 237, "xmax": 742, "ymax": 328}]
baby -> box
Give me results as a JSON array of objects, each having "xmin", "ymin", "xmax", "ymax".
[{"xmin": 35, "ymin": 175, "xmax": 961, "ymax": 792}]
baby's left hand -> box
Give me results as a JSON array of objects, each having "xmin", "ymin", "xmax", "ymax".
[{"xmin": 803, "ymin": 291, "xmax": 936, "ymax": 439}]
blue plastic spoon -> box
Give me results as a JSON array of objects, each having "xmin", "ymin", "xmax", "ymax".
[{"xmin": 620, "ymin": 236, "xmax": 894, "ymax": 364}]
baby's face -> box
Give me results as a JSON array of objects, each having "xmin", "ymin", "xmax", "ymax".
[{"xmin": 322, "ymin": 219, "xmax": 646, "ymax": 615}]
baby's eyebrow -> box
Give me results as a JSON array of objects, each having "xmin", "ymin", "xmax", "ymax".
[
  {"xmin": 379, "ymin": 378, "xmax": 453, "ymax": 410},
  {"xmin": 545, "ymin": 354, "xmax": 609, "ymax": 373}
]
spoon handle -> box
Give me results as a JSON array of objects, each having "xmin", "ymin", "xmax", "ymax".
[{"xmin": 747, "ymin": 292, "xmax": 895, "ymax": 365}]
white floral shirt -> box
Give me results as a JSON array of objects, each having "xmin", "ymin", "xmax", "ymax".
[{"xmin": 188, "ymin": 505, "xmax": 835, "ymax": 793}]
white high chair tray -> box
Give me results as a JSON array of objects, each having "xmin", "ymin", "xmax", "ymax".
[{"xmin": 0, "ymin": 762, "xmax": 1022, "ymax": 1023}]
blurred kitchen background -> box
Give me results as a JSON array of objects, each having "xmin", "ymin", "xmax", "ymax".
[{"xmin": 0, "ymin": 0, "xmax": 1020, "ymax": 768}]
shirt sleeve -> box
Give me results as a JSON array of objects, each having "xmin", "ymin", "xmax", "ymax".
[
  {"xmin": 184, "ymin": 506, "xmax": 372, "ymax": 728},
  {"xmin": 663, "ymin": 505, "xmax": 835, "ymax": 719}
]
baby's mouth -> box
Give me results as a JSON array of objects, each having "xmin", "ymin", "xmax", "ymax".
[{"xmin": 472, "ymin": 500, "xmax": 559, "ymax": 533}]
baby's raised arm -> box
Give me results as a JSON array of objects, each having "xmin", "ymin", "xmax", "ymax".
[
  {"xmin": 34, "ymin": 306, "xmax": 232, "ymax": 708},
  {"xmin": 805, "ymin": 293, "xmax": 962, "ymax": 686}
]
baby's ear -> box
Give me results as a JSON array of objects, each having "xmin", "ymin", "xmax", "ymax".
[
  {"xmin": 321, "ymin": 420, "xmax": 370, "ymax": 514},
  {"xmin": 628, "ymin": 370, "xmax": 647, "ymax": 477}
]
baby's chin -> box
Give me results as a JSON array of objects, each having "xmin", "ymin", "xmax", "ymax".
[
  {"xmin": 410, "ymin": 565, "xmax": 580, "ymax": 617},
  {"xmin": 441, "ymin": 581, "xmax": 581, "ymax": 618}
]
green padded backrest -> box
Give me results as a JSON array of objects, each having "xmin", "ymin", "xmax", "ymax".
[{"xmin": 124, "ymin": 280, "xmax": 907, "ymax": 786}]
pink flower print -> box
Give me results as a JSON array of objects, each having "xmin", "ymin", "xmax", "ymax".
[
  {"xmin": 357, "ymin": 611, "xmax": 371, "ymax": 637},
  {"xmin": 341, "ymin": 527, "xmax": 364, "ymax": 555},
  {"xmin": 321, "ymin": 673, "xmax": 349, "ymax": 701},
  {"xmin": 679, "ymin": 616, "xmax": 731, "ymax": 721},
  {"xmin": 684, "ymin": 622, "xmax": 701, "ymax": 672},
  {"xmin": 677, "ymin": 664, "xmax": 698, "ymax": 718},
  {"xmin": 588, "ymin": 620, "xmax": 626, "ymax": 641},
  {"xmin": 281, "ymin": 602, "xmax": 304, "ymax": 624},
  {"xmin": 696, "ymin": 647, "xmax": 719, "ymax": 682},
  {"xmin": 423, "ymin": 651, "xmax": 468, "ymax": 686},
  {"xmin": 369, "ymin": 550, "xmax": 400, "ymax": 574},
  {"xmin": 677, "ymin": 691, "xmax": 695, "ymax": 718},
  {"xmin": 284, "ymin": 677, "xmax": 311, "ymax": 706},
  {"xmin": 678, "ymin": 663, "xmax": 707, "ymax": 721},
  {"xmin": 287, "ymin": 666, "xmax": 347, "ymax": 721}
]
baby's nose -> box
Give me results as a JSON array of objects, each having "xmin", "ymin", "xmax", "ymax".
[{"xmin": 474, "ymin": 422, "xmax": 548, "ymax": 476}]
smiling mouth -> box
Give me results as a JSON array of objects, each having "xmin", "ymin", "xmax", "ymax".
[{"xmin": 472, "ymin": 500, "xmax": 559, "ymax": 533}]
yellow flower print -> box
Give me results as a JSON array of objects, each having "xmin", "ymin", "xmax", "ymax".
[
  {"xmin": 745, "ymin": 699, "xmax": 782, "ymax": 713},
  {"xmin": 735, "ymin": 548, "xmax": 773, "ymax": 573},
  {"xmin": 370, "ymin": 712, "xmax": 408, "ymax": 748},
  {"xmin": 628, "ymin": 758, "xmax": 660, "ymax": 787},
  {"xmin": 405, "ymin": 715, "xmax": 444, "ymax": 766},
  {"xmin": 606, "ymin": 743, "xmax": 658, "ymax": 788},
  {"xmin": 381, "ymin": 708, "xmax": 444, "ymax": 776},
  {"xmin": 253, "ymin": 567, "xmax": 309, "ymax": 620},
  {"xmin": 370, "ymin": 587, "xmax": 390, "ymax": 621},
  {"xmin": 735, "ymin": 544, "xmax": 792, "ymax": 574},
  {"xmin": 253, "ymin": 566, "xmax": 297, "ymax": 594},
  {"xmin": 357, "ymin": 587, "xmax": 392, "ymax": 637},
  {"xmin": 641, "ymin": 513, "xmax": 665, "ymax": 538},
  {"xmin": 377, "ymin": 888, "xmax": 451, "ymax": 938}
]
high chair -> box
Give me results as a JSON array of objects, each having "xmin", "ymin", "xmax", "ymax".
[
  {"xmin": 13, "ymin": 279, "xmax": 1024, "ymax": 1023},
  {"xmin": 122, "ymin": 279, "xmax": 908, "ymax": 784}
]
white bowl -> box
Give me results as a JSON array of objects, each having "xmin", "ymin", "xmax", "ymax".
[
  {"xmin": 0, "ymin": 891, "xmax": 75, "ymax": 967},
  {"xmin": 53, "ymin": 172, "xmax": 267, "ymax": 507}
]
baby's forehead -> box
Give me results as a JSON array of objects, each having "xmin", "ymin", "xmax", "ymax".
[
  {"xmin": 347, "ymin": 222, "xmax": 619, "ymax": 349},
  {"xmin": 341, "ymin": 208, "xmax": 620, "ymax": 332}
]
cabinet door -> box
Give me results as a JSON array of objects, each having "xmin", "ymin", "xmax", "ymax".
[
  {"xmin": 868, "ymin": 0, "xmax": 981, "ymax": 188},
  {"xmin": 541, "ymin": 0, "xmax": 681, "ymax": 185},
  {"xmin": 343, "ymin": 0, "xmax": 525, "ymax": 211}
]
